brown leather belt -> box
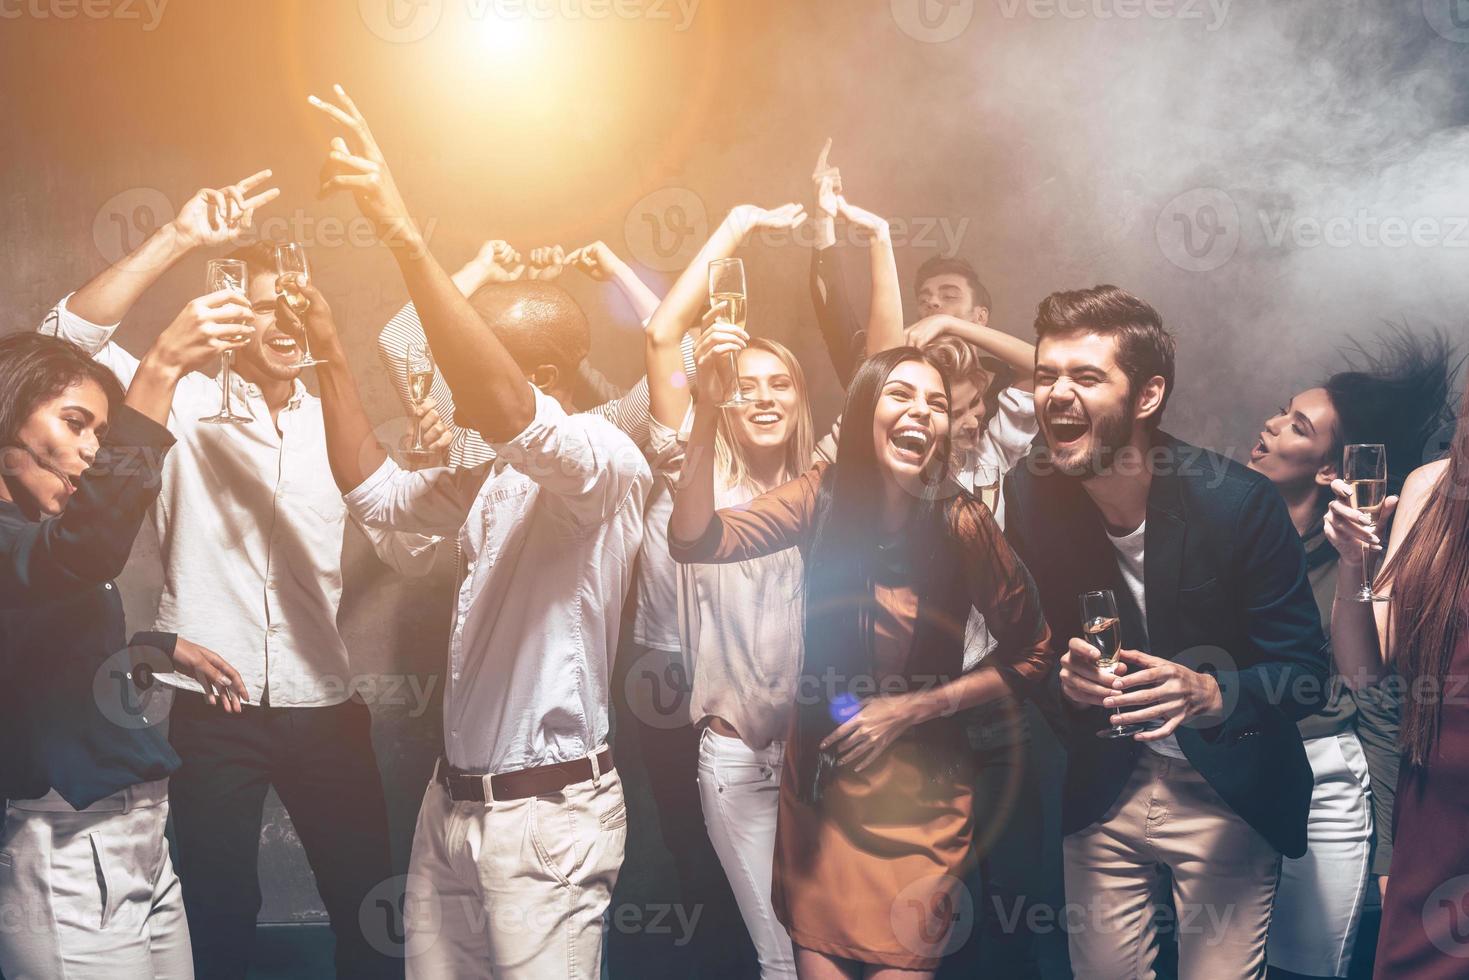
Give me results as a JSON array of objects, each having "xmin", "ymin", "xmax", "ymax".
[{"xmin": 436, "ymin": 749, "xmax": 614, "ymax": 803}]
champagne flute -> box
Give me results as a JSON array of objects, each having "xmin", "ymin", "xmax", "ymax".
[
  {"xmin": 402, "ymin": 343, "xmax": 437, "ymax": 465},
  {"xmin": 198, "ymin": 259, "xmax": 252, "ymax": 425},
  {"xmin": 708, "ymin": 257, "xmax": 752, "ymax": 409},
  {"xmin": 275, "ymin": 243, "xmax": 327, "ymax": 367},
  {"xmin": 1081, "ymin": 590, "xmax": 1146, "ymax": 739},
  {"xmin": 1343, "ymin": 443, "xmax": 1390, "ymax": 602}
]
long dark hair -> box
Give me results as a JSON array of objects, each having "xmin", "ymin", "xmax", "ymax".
[
  {"xmin": 794, "ymin": 346, "xmax": 959, "ymax": 802},
  {"xmin": 0, "ymin": 332, "xmax": 124, "ymax": 447},
  {"xmin": 1322, "ymin": 328, "xmax": 1456, "ymax": 497},
  {"xmin": 1380, "ymin": 365, "xmax": 1469, "ymax": 768}
]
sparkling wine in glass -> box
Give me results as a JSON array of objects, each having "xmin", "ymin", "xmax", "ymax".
[
  {"xmin": 402, "ymin": 343, "xmax": 437, "ymax": 465},
  {"xmin": 274, "ymin": 243, "xmax": 326, "ymax": 367},
  {"xmin": 1343, "ymin": 443, "xmax": 1390, "ymax": 602},
  {"xmin": 198, "ymin": 259, "xmax": 252, "ymax": 425},
  {"xmin": 708, "ymin": 258, "xmax": 752, "ymax": 409},
  {"xmin": 1081, "ymin": 589, "xmax": 1147, "ymax": 739}
]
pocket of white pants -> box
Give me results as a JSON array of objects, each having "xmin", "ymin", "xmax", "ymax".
[
  {"xmin": 89, "ymin": 832, "xmax": 121, "ymax": 930},
  {"xmin": 531, "ymin": 781, "xmax": 625, "ymax": 889}
]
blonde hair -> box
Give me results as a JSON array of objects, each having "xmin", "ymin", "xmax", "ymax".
[
  {"xmin": 924, "ymin": 335, "xmax": 993, "ymax": 395},
  {"xmin": 713, "ymin": 338, "xmax": 815, "ymax": 492}
]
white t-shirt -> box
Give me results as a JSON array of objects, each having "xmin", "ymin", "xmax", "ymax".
[{"xmin": 1106, "ymin": 521, "xmax": 1186, "ymax": 760}]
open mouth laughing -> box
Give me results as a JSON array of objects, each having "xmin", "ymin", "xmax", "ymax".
[
  {"xmin": 1046, "ymin": 413, "xmax": 1090, "ymax": 448},
  {"xmin": 889, "ymin": 424, "xmax": 933, "ymax": 464}
]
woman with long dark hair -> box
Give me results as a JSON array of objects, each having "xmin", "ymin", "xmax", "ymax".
[
  {"xmin": 0, "ymin": 302, "xmax": 250, "ymax": 979},
  {"xmin": 670, "ymin": 336, "xmax": 1052, "ymax": 978},
  {"xmin": 1325, "ymin": 362, "xmax": 1469, "ymax": 979},
  {"xmin": 1249, "ymin": 331, "xmax": 1453, "ymax": 979}
]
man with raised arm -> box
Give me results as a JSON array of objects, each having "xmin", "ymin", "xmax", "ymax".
[
  {"xmin": 38, "ymin": 170, "xmax": 438, "ymax": 980},
  {"xmin": 306, "ymin": 85, "xmax": 649, "ymax": 979}
]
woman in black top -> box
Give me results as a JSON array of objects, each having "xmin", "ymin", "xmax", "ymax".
[{"xmin": 0, "ymin": 291, "xmax": 252, "ymax": 980}]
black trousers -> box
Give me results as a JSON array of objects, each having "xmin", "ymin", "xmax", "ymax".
[{"xmin": 168, "ymin": 694, "xmax": 399, "ymax": 980}]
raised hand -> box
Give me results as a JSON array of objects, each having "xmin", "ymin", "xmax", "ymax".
[
  {"xmin": 906, "ymin": 314, "xmax": 962, "ymax": 351},
  {"xmin": 727, "ymin": 202, "xmax": 809, "ymax": 243},
  {"xmin": 275, "ymin": 278, "xmax": 340, "ymax": 357},
  {"xmin": 474, "ymin": 240, "xmax": 526, "ymax": 283},
  {"xmin": 148, "ymin": 289, "xmax": 256, "ymax": 375},
  {"xmin": 309, "ymin": 84, "xmax": 419, "ymax": 248},
  {"xmin": 565, "ymin": 241, "xmax": 624, "ymax": 282},
  {"xmin": 526, "ymin": 245, "xmax": 567, "ymax": 281},
  {"xmin": 693, "ymin": 317, "xmax": 748, "ymax": 407},
  {"xmin": 170, "ymin": 170, "xmax": 281, "ymax": 250},
  {"xmin": 812, "ymin": 138, "xmax": 843, "ymax": 220},
  {"xmin": 836, "ymin": 196, "xmax": 891, "ymax": 245}
]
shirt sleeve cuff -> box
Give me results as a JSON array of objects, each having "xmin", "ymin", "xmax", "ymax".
[
  {"xmin": 343, "ymin": 455, "xmax": 403, "ymax": 519},
  {"xmin": 46, "ymin": 293, "xmax": 121, "ymax": 352},
  {"xmin": 129, "ymin": 631, "xmax": 178, "ymax": 663},
  {"xmin": 669, "ymin": 515, "xmax": 724, "ymax": 563},
  {"xmin": 491, "ymin": 385, "xmax": 565, "ymax": 457}
]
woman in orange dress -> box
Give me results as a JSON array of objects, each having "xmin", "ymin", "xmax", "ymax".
[{"xmin": 671, "ymin": 339, "xmax": 1054, "ymax": 978}]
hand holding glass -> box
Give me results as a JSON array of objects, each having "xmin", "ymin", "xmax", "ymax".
[
  {"xmin": 1343, "ymin": 443, "xmax": 1389, "ymax": 602},
  {"xmin": 275, "ymin": 243, "xmax": 326, "ymax": 367},
  {"xmin": 402, "ymin": 343, "xmax": 437, "ymax": 464},
  {"xmin": 1080, "ymin": 590, "xmax": 1148, "ymax": 739},
  {"xmin": 708, "ymin": 257, "xmax": 751, "ymax": 409},
  {"xmin": 198, "ymin": 259, "xmax": 252, "ymax": 425}
]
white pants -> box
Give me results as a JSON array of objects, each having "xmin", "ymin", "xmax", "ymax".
[
  {"xmin": 0, "ymin": 780, "xmax": 192, "ymax": 980},
  {"xmin": 697, "ymin": 729, "xmax": 796, "ymax": 980},
  {"xmin": 403, "ymin": 759, "xmax": 626, "ymax": 980},
  {"xmin": 1266, "ymin": 731, "xmax": 1373, "ymax": 977}
]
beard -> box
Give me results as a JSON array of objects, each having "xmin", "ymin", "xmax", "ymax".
[{"xmin": 1046, "ymin": 400, "xmax": 1136, "ymax": 479}]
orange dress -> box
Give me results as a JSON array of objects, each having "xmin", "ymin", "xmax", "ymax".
[{"xmin": 671, "ymin": 463, "xmax": 1053, "ymax": 969}]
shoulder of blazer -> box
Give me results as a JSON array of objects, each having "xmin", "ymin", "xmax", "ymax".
[{"xmin": 1152, "ymin": 432, "xmax": 1274, "ymax": 525}]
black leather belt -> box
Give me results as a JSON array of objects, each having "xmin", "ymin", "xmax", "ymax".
[{"xmin": 437, "ymin": 748, "xmax": 615, "ymax": 803}]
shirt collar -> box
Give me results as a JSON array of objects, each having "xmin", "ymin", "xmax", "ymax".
[{"xmin": 235, "ymin": 374, "xmax": 308, "ymax": 412}]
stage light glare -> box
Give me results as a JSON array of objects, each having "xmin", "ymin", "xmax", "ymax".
[{"xmin": 470, "ymin": 14, "xmax": 536, "ymax": 59}]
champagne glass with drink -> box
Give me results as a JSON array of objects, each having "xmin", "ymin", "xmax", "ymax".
[
  {"xmin": 402, "ymin": 343, "xmax": 437, "ymax": 466},
  {"xmin": 1081, "ymin": 589, "xmax": 1147, "ymax": 739},
  {"xmin": 708, "ymin": 257, "xmax": 752, "ymax": 409},
  {"xmin": 274, "ymin": 243, "xmax": 326, "ymax": 367},
  {"xmin": 1343, "ymin": 443, "xmax": 1390, "ymax": 602},
  {"xmin": 198, "ymin": 259, "xmax": 253, "ymax": 425}
]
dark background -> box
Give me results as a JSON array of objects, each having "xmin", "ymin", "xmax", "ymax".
[{"xmin": 3, "ymin": 0, "xmax": 1465, "ymax": 975}]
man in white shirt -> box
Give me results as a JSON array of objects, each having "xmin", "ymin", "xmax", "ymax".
[
  {"xmin": 306, "ymin": 86, "xmax": 650, "ymax": 979},
  {"xmin": 40, "ymin": 170, "xmax": 438, "ymax": 980}
]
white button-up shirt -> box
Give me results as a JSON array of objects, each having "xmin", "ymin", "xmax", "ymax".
[
  {"xmin": 345, "ymin": 387, "xmax": 651, "ymax": 774},
  {"xmin": 42, "ymin": 296, "xmax": 440, "ymax": 706}
]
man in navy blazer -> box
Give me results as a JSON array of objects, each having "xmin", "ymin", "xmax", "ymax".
[{"xmin": 1002, "ymin": 285, "xmax": 1328, "ymax": 980}]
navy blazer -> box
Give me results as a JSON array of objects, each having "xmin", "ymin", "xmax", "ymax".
[{"xmin": 1003, "ymin": 432, "xmax": 1329, "ymax": 857}]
